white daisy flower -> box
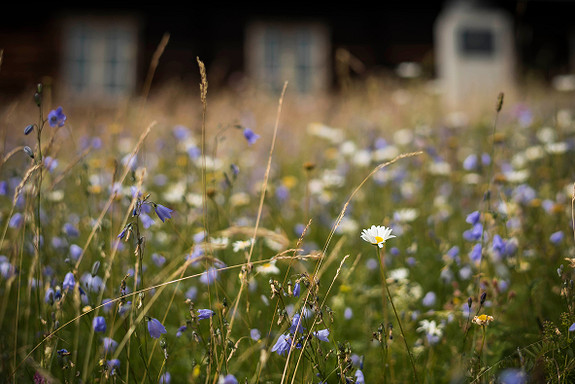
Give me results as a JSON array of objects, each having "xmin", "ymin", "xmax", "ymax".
[
  {"xmin": 256, "ymin": 260, "xmax": 280, "ymax": 275},
  {"xmin": 428, "ymin": 160, "xmax": 451, "ymax": 175},
  {"xmin": 546, "ymin": 141, "xmax": 568, "ymax": 154},
  {"xmin": 307, "ymin": 122, "xmax": 345, "ymax": 144},
  {"xmin": 393, "ymin": 208, "xmax": 419, "ymax": 223},
  {"xmin": 360, "ymin": 225, "xmax": 396, "ymax": 248},
  {"xmin": 193, "ymin": 155, "xmax": 222, "ymax": 171},
  {"xmin": 536, "ymin": 126, "xmax": 557, "ymax": 144},
  {"xmin": 353, "ymin": 149, "xmax": 372, "ymax": 167},
  {"xmin": 264, "ymin": 237, "xmax": 285, "ymax": 252},
  {"xmin": 230, "ymin": 192, "xmax": 250, "ymax": 207},
  {"xmin": 321, "ymin": 170, "xmax": 345, "ymax": 188},
  {"xmin": 207, "ymin": 237, "xmax": 229, "ymax": 250},
  {"xmin": 232, "ymin": 239, "xmax": 253, "ymax": 253},
  {"xmin": 388, "ymin": 268, "xmax": 409, "ymax": 282},
  {"xmin": 472, "ymin": 314, "xmax": 494, "ymax": 326},
  {"xmin": 335, "ymin": 216, "xmax": 359, "ymax": 235},
  {"xmin": 373, "ymin": 145, "xmax": 400, "ymax": 162},
  {"xmin": 416, "ymin": 319, "xmax": 443, "ymax": 337},
  {"xmin": 525, "ymin": 145, "xmax": 544, "ymax": 161},
  {"xmin": 504, "ymin": 169, "xmax": 530, "ymax": 183}
]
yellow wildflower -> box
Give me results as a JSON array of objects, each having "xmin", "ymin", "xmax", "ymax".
[{"xmin": 472, "ymin": 314, "xmax": 494, "ymax": 326}]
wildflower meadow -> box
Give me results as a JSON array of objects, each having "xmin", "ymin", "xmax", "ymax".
[{"xmin": 2, "ymin": 60, "xmax": 575, "ymax": 384}]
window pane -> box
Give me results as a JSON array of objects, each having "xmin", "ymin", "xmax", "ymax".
[
  {"xmin": 68, "ymin": 24, "xmax": 89, "ymax": 93},
  {"xmin": 264, "ymin": 28, "xmax": 282, "ymax": 91},
  {"xmin": 295, "ymin": 30, "xmax": 312, "ymax": 92},
  {"xmin": 460, "ymin": 28, "xmax": 495, "ymax": 57},
  {"xmin": 62, "ymin": 18, "xmax": 137, "ymax": 100}
]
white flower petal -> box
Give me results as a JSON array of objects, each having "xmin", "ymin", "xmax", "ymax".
[{"xmin": 360, "ymin": 225, "xmax": 396, "ymax": 246}]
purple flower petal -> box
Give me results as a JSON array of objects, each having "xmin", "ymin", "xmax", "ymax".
[
  {"xmin": 147, "ymin": 317, "xmax": 167, "ymax": 339},
  {"xmin": 197, "ymin": 309, "xmax": 215, "ymax": 320},
  {"xmin": 154, "ymin": 203, "xmax": 173, "ymax": 223},
  {"xmin": 243, "ymin": 128, "xmax": 260, "ymax": 145}
]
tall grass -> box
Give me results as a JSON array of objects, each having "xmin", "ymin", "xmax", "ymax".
[{"xmin": 1, "ymin": 63, "xmax": 575, "ymax": 384}]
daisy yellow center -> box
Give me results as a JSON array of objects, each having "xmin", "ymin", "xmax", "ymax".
[{"xmin": 374, "ymin": 236, "xmax": 384, "ymax": 243}]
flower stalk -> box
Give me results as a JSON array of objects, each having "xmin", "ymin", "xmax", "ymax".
[
  {"xmin": 362, "ymin": 224, "xmax": 418, "ymax": 384},
  {"xmin": 375, "ymin": 246, "xmax": 419, "ymax": 384}
]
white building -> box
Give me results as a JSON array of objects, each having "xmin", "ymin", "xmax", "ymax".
[{"xmin": 434, "ymin": 0, "xmax": 516, "ymax": 112}]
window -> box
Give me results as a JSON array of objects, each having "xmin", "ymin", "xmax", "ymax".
[
  {"xmin": 246, "ymin": 21, "xmax": 330, "ymax": 94},
  {"xmin": 459, "ymin": 28, "xmax": 495, "ymax": 57},
  {"xmin": 295, "ymin": 30, "xmax": 312, "ymax": 93},
  {"xmin": 67, "ymin": 24, "xmax": 89, "ymax": 94},
  {"xmin": 263, "ymin": 27, "xmax": 282, "ymax": 92},
  {"xmin": 62, "ymin": 17, "xmax": 138, "ymax": 101}
]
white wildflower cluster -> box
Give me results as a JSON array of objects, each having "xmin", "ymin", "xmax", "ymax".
[{"xmin": 416, "ymin": 319, "xmax": 444, "ymax": 345}]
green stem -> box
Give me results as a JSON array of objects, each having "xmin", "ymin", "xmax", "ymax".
[
  {"xmin": 478, "ymin": 326, "xmax": 486, "ymax": 368},
  {"xmin": 34, "ymin": 103, "xmax": 45, "ymax": 368},
  {"xmin": 376, "ymin": 246, "xmax": 419, "ymax": 384},
  {"xmin": 476, "ymin": 95, "xmax": 503, "ymax": 304}
]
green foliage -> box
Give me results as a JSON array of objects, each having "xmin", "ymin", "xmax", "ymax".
[{"xmin": 1, "ymin": 78, "xmax": 575, "ymax": 383}]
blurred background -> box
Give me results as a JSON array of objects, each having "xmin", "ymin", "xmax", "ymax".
[{"xmin": 1, "ymin": 0, "xmax": 574, "ymax": 112}]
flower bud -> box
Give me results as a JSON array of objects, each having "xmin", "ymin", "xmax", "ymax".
[
  {"xmin": 23, "ymin": 146, "xmax": 34, "ymax": 158},
  {"xmin": 24, "ymin": 124, "xmax": 34, "ymax": 135},
  {"xmin": 303, "ymin": 161, "xmax": 316, "ymax": 171},
  {"xmin": 34, "ymin": 92, "xmax": 42, "ymax": 107},
  {"xmin": 496, "ymin": 92, "xmax": 504, "ymax": 112},
  {"xmin": 91, "ymin": 261, "xmax": 100, "ymax": 276},
  {"xmin": 480, "ymin": 292, "xmax": 487, "ymax": 305}
]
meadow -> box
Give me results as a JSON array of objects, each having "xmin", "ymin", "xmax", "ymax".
[{"xmin": 1, "ymin": 62, "xmax": 575, "ymax": 384}]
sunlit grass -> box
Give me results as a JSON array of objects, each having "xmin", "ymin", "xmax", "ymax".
[{"xmin": 1, "ymin": 68, "xmax": 575, "ymax": 384}]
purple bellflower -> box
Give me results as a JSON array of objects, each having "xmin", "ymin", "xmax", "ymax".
[
  {"xmin": 102, "ymin": 337, "xmax": 118, "ymax": 353},
  {"xmin": 271, "ymin": 334, "xmax": 292, "ymax": 356},
  {"xmin": 93, "ymin": 316, "xmax": 107, "ymax": 332},
  {"xmin": 47, "ymin": 107, "xmax": 66, "ymax": 128},
  {"xmin": 313, "ymin": 329, "xmax": 330, "ymax": 342},
  {"xmin": 63, "ymin": 272, "xmax": 75, "ymax": 291},
  {"xmin": 154, "ymin": 203, "xmax": 173, "ymax": 223},
  {"xmin": 222, "ymin": 374, "xmax": 238, "ymax": 384},
  {"xmin": 197, "ymin": 309, "xmax": 215, "ymax": 320},
  {"xmin": 290, "ymin": 313, "xmax": 305, "ymax": 334},
  {"xmin": 243, "ymin": 128, "xmax": 260, "ymax": 145},
  {"xmin": 147, "ymin": 317, "xmax": 167, "ymax": 339},
  {"xmin": 293, "ymin": 282, "xmax": 301, "ymax": 298}
]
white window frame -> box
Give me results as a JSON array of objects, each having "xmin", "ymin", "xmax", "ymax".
[
  {"xmin": 61, "ymin": 15, "xmax": 139, "ymax": 102},
  {"xmin": 246, "ymin": 21, "xmax": 330, "ymax": 94}
]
